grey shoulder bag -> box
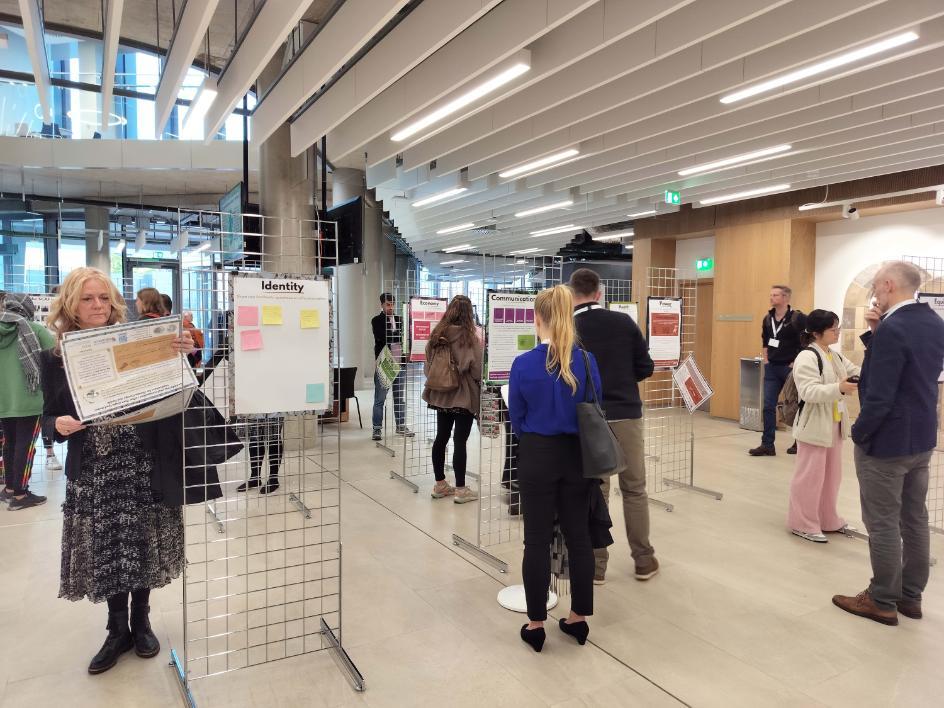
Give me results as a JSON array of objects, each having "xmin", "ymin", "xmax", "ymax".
[{"xmin": 575, "ymin": 349, "xmax": 627, "ymax": 479}]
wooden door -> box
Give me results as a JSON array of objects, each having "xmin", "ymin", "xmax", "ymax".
[{"xmin": 695, "ymin": 279, "xmax": 714, "ymax": 410}]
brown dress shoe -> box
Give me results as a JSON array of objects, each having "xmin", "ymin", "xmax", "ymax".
[
  {"xmin": 832, "ymin": 590, "xmax": 898, "ymax": 626},
  {"xmin": 897, "ymin": 598, "xmax": 922, "ymax": 620},
  {"xmin": 748, "ymin": 445, "xmax": 776, "ymax": 456},
  {"xmin": 635, "ymin": 557, "xmax": 659, "ymax": 581}
]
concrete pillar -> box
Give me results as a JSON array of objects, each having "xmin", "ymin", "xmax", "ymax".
[{"xmin": 84, "ymin": 207, "xmax": 111, "ymax": 273}]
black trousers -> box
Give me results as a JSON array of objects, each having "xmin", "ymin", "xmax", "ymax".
[
  {"xmin": 432, "ymin": 410, "xmax": 474, "ymax": 488},
  {"xmin": 247, "ymin": 416, "xmax": 284, "ymax": 479},
  {"xmin": 1, "ymin": 416, "xmax": 41, "ymax": 494},
  {"xmin": 518, "ymin": 433, "xmax": 594, "ymax": 621}
]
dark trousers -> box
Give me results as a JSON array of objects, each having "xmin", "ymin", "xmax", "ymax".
[
  {"xmin": 762, "ymin": 362, "xmax": 792, "ymax": 446},
  {"xmin": 248, "ymin": 416, "xmax": 284, "ymax": 480},
  {"xmin": 854, "ymin": 445, "xmax": 932, "ymax": 610},
  {"xmin": 432, "ymin": 410, "xmax": 473, "ymax": 488},
  {"xmin": 518, "ymin": 433, "xmax": 594, "ymax": 621},
  {"xmin": 1, "ymin": 416, "xmax": 41, "ymax": 494}
]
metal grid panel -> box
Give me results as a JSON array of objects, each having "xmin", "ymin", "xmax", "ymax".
[
  {"xmin": 643, "ymin": 268, "xmax": 698, "ymax": 495},
  {"xmin": 904, "ymin": 255, "xmax": 944, "ymax": 533},
  {"xmin": 178, "ymin": 214, "xmax": 350, "ymax": 690}
]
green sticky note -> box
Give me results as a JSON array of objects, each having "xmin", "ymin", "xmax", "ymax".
[
  {"xmin": 517, "ymin": 334, "xmax": 536, "ymax": 351},
  {"xmin": 306, "ymin": 383, "xmax": 325, "ymax": 404}
]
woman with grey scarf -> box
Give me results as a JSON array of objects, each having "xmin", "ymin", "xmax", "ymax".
[{"xmin": 0, "ymin": 292, "xmax": 56, "ymax": 510}]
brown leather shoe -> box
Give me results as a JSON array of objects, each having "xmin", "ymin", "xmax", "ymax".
[
  {"xmin": 748, "ymin": 445, "xmax": 776, "ymax": 456},
  {"xmin": 635, "ymin": 557, "xmax": 659, "ymax": 581},
  {"xmin": 897, "ymin": 598, "xmax": 922, "ymax": 620},
  {"xmin": 832, "ymin": 590, "xmax": 898, "ymax": 626}
]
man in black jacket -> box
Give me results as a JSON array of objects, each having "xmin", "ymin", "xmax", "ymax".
[
  {"xmin": 371, "ymin": 293, "xmax": 412, "ymax": 441},
  {"xmin": 570, "ymin": 268, "xmax": 658, "ymax": 583},
  {"xmin": 750, "ymin": 285, "xmax": 806, "ymax": 456}
]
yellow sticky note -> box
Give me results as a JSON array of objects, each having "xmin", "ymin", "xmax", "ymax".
[
  {"xmin": 261, "ymin": 305, "xmax": 283, "ymax": 325},
  {"xmin": 300, "ymin": 309, "xmax": 320, "ymax": 329}
]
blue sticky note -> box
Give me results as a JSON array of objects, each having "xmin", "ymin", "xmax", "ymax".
[{"xmin": 306, "ymin": 383, "xmax": 325, "ymax": 404}]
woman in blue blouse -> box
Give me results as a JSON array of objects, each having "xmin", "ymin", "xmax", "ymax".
[{"xmin": 509, "ymin": 285, "xmax": 602, "ymax": 652}]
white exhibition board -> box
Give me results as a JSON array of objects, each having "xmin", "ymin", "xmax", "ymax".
[
  {"xmin": 485, "ymin": 291, "xmax": 537, "ymax": 383},
  {"xmin": 608, "ymin": 301, "xmax": 638, "ymax": 323},
  {"xmin": 232, "ymin": 274, "xmax": 331, "ymax": 415},
  {"xmin": 918, "ymin": 292, "xmax": 944, "ymax": 382}
]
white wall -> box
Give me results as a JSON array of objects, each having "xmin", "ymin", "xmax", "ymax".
[
  {"xmin": 674, "ymin": 235, "xmax": 715, "ymax": 277},
  {"xmin": 815, "ymin": 207, "xmax": 944, "ymax": 314}
]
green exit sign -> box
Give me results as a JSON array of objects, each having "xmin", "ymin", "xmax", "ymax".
[
  {"xmin": 664, "ymin": 190, "xmax": 681, "ymax": 205},
  {"xmin": 696, "ymin": 258, "xmax": 713, "ymax": 271}
]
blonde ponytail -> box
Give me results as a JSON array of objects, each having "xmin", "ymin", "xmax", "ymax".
[{"xmin": 534, "ymin": 285, "xmax": 579, "ymax": 393}]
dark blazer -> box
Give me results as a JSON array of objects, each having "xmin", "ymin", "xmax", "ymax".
[
  {"xmin": 851, "ymin": 302, "xmax": 944, "ymax": 458},
  {"xmin": 574, "ymin": 304, "xmax": 654, "ymax": 420},
  {"xmin": 40, "ymin": 349, "xmax": 221, "ymax": 507},
  {"xmin": 371, "ymin": 312, "xmax": 404, "ymax": 358}
]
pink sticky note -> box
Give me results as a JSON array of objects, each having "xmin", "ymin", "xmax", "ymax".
[
  {"xmin": 237, "ymin": 306, "xmax": 258, "ymax": 327},
  {"xmin": 240, "ymin": 329, "xmax": 263, "ymax": 351}
]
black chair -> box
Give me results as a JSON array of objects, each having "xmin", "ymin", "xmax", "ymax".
[{"xmin": 334, "ymin": 366, "xmax": 362, "ymax": 428}]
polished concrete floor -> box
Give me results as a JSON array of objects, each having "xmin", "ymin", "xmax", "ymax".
[{"xmin": 1, "ymin": 393, "xmax": 942, "ymax": 707}]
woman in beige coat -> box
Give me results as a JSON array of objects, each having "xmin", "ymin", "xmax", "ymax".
[
  {"xmin": 422, "ymin": 295, "xmax": 482, "ymax": 503},
  {"xmin": 787, "ymin": 309, "xmax": 860, "ymax": 542}
]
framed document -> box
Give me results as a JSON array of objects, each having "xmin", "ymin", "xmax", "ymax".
[
  {"xmin": 647, "ymin": 296, "xmax": 683, "ymax": 369},
  {"xmin": 60, "ymin": 316, "xmax": 198, "ymax": 424}
]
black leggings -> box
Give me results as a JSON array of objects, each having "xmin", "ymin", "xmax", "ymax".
[
  {"xmin": 248, "ymin": 416, "xmax": 284, "ymax": 480},
  {"xmin": 1, "ymin": 416, "xmax": 41, "ymax": 494},
  {"xmin": 107, "ymin": 588, "xmax": 151, "ymax": 612},
  {"xmin": 518, "ymin": 433, "xmax": 594, "ymax": 622},
  {"xmin": 431, "ymin": 410, "xmax": 474, "ymax": 488}
]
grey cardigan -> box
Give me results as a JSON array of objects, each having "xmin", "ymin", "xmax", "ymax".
[{"xmin": 422, "ymin": 325, "xmax": 483, "ymax": 417}]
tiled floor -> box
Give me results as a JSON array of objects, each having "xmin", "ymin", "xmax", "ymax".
[{"xmin": 1, "ymin": 396, "xmax": 942, "ymax": 707}]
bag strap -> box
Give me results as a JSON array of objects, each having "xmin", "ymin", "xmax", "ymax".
[
  {"xmin": 803, "ymin": 346, "xmax": 824, "ymax": 376},
  {"xmin": 580, "ymin": 349, "xmax": 601, "ymax": 407}
]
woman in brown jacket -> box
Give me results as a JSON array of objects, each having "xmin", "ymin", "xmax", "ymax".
[{"xmin": 422, "ymin": 295, "xmax": 482, "ymax": 504}]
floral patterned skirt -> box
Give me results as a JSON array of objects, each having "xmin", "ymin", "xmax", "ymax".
[{"xmin": 59, "ymin": 425, "xmax": 185, "ymax": 603}]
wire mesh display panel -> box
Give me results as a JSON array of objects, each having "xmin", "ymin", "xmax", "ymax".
[{"xmin": 904, "ymin": 255, "xmax": 944, "ymax": 534}]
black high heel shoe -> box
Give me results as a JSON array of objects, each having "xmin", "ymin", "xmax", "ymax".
[
  {"xmin": 558, "ymin": 618, "xmax": 589, "ymax": 645},
  {"xmin": 520, "ymin": 624, "xmax": 545, "ymax": 652}
]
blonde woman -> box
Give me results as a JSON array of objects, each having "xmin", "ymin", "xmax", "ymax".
[
  {"xmin": 41, "ymin": 268, "xmax": 194, "ymax": 675},
  {"xmin": 508, "ymin": 285, "xmax": 602, "ymax": 652},
  {"xmin": 788, "ymin": 309, "xmax": 860, "ymax": 542}
]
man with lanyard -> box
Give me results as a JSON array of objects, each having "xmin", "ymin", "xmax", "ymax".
[
  {"xmin": 371, "ymin": 293, "xmax": 413, "ymax": 441},
  {"xmin": 569, "ymin": 269, "xmax": 658, "ymax": 584},
  {"xmin": 750, "ymin": 285, "xmax": 807, "ymax": 456}
]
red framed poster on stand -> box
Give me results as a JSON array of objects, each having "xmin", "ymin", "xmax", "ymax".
[
  {"xmin": 647, "ymin": 296, "xmax": 682, "ymax": 369},
  {"xmin": 408, "ymin": 296, "xmax": 448, "ymax": 362}
]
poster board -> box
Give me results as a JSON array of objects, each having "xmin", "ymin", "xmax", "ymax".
[
  {"xmin": 918, "ymin": 292, "xmax": 944, "ymax": 382},
  {"xmin": 232, "ymin": 274, "xmax": 331, "ymax": 415},
  {"xmin": 485, "ymin": 291, "xmax": 537, "ymax": 383},
  {"xmin": 60, "ymin": 315, "xmax": 198, "ymax": 424},
  {"xmin": 647, "ymin": 296, "xmax": 682, "ymax": 368},
  {"xmin": 672, "ymin": 355, "xmax": 714, "ymax": 413},
  {"xmin": 608, "ymin": 301, "xmax": 638, "ymax": 324},
  {"xmin": 29, "ymin": 293, "xmax": 55, "ymax": 325},
  {"xmin": 408, "ymin": 296, "xmax": 448, "ymax": 362}
]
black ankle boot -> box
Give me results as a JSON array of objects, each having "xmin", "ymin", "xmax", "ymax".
[
  {"xmin": 259, "ymin": 477, "xmax": 279, "ymax": 494},
  {"xmin": 237, "ymin": 476, "xmax": 260, "ymax": 492},
  {"xmin": 88, "ymin": 610, "xmax": 134, "ymax": 674},
  {"xmin": 130, "ymin": 604, "xmax": 161, "ymax": 658},
  {"xmin": 520, "ymin": 624, "xmax": 545, "ymax": 652},
  {"xmin": 558, "ymin": 618, "xmax": 590, "ymax": 645}
]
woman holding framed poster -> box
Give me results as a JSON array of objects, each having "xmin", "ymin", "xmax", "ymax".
[{"xmin": 40, "ymin": 267, "xmax": 195, "ymax": 675}]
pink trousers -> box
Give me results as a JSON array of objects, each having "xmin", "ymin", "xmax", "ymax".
[{"xmin": 787, "ymin": 424, "xmax": 846, "ymax": 534}]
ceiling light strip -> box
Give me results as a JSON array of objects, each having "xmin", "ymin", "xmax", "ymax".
[
  {"xmin": 412, "ymin": 187, "xmax": 468, "ymax": 208},
  {"xmin": 627, "ymin": 209, "xmax": 657, "ymax": 218},
  {"xmin": 442, "ymin": 243, "xmax": 473, "ymax": 253},
  {"xmin": 440, "ymin": 259, "xmax": 468, "ymax": 265},
  {"xmin": 720, "ymin": 31, "xmax": 919, "ymax": 104},
  {"xmin": 509, "ymin": 248, "xmax": 541, "ymax": 255},
  {"xmin": 699, "ymin": 183, "xmax": 791, "ymax": 206},
  {"xmin": 436, "ymin": 223, "xmax": 475, "ymax": 235},
  {"xmin": 594, "ymin": 229, "xmax": 634, "ymax": 241},
  {"xmin": 530, "ymin": 224, "xmax": 582, "ymax": 237},
  {"xmin": 514, "ymin": 200, "xmax": 574, "ymax": 218},
  {"xmin": 499, "ymin": 148, "xmax": 580, "ymax": 179},
  {"xmin": 678, "ymin": 144, "xmax": 792, "ymax": 176}
]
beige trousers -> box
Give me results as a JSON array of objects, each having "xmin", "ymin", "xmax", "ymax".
[{"xmin": 594, "ymin": 418, "xmax": 654, "ymax": 576}]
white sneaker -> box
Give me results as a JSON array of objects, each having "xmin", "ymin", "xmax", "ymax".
[
  {"xmin": 431, "ymin": 481, "xmax": 455, "ymax": 499},
  {"xmin": 791, "ymin": 529, "xmax": 828, "ymax": 543},
  {"xmin": 45, "ymin": 455, "xmax": 63, "ymax": 471},
  {"xmin": 453, "ymin": 486, "xmax": 478, "ymax": 504}
]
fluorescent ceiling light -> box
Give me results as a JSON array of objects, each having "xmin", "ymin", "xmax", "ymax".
[
  {"xmin": 440, "ymin": 259, "xmax": 467, "ymax": 265},
  {"xmin": 678, "ymin": 144, "xmax": 792, "ymax": 176},
  {"xmin": 182, "ymin": 77, "xmax": 218, "ymax": 134},
  {"xmin": 509, "ymin": 248, "xmax": 541, "ymax": 255},
  {"xmin": 437, "ymin": 223, "xmax": 475, "ymax": 235},
  {"xmin": 514, "ymin": 200, "xmax": 573, "ymax": 218},
  {"xmin": 699, "ymin": 183, "xmax": 791, "ymax": 206},
  {"xmin": 720, "ymin": 31, "xmax": 919, "ymax": 104},
  {"xmin": 515, "ymin": 259, "xmax": 528, "ymax": 264},
  {"xmin": 391, "ymin": 60, "xmax": 531, "ymax": 142},
  {"xmin": 442, "ymin": 244, "xmax": 473, "ymax": 253},
  {"xmin": 627, "ymin": 209, "xmax": 656, "ymax": 218},
  {"xmin": 412, "ymin": 187, "xmax": 468, "ymax": 208},
  {"xmin": 530, "ymin": 224, "xmax": 581, "ymax": 237},
  {"xmin": 499, "ymin": 149, "xmax": 580, "ymax": 179},
  {"xmin": 595, "ymin": 229, "xmax": 634, "ymax": 241}
]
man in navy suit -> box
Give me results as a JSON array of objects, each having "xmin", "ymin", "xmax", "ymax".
[{"xmin": 833, "ymin": 262, "xmax": 944, "ymax": 626}]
